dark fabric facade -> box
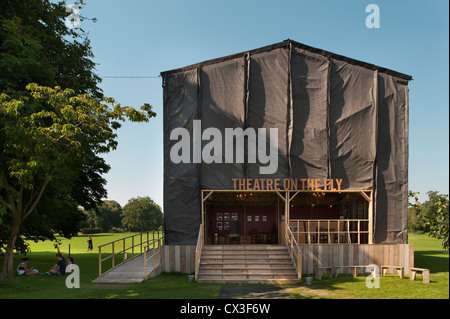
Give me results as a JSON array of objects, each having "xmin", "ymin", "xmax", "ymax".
[{"xmin": 162, "ymin": 40, "xmax": 411, "ymax": 245}]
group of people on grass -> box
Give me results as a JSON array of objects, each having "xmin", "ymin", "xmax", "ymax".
[
  {"xmin": 13, "ymin": 236, "xmax": 93, "ymax": 276},
  {"xmin": 16, "ymin": 243, "xmax": 83, "ymax": 276},
  {"xmin": 17, "ymin": 254, "xmax": 76, "ymax": 276}
]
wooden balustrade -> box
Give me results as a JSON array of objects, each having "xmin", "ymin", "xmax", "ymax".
[
  {"xmin": 98, "ymin": 230, "xmax": 163, "ymax": 278},
  {"xmin": 288, "ymin": 219, "xmax": 369, "ymax": 245},
  {"xmin": 285, "ymin": 223, "xmax": 303, "ymax": 281},
  {"xmin": 144, "ymin": 235, "xmax": 165, "ymax": 279},
  {"xmin": 194, "ymin": 223, "xmax": 204, "ymax": 280}
]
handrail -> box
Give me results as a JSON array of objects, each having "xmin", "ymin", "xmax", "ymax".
[
  {"xmin": 98, "ymin": 230, "xmax": 163, "ymax": 278},
  {"xmin": 194, "ymin": 223, "xmax": 204, "ymax": 280},
  {"xmin": 288, "ymin": 219, "xmax": 369, "ymax": 244},
  {"xmin": 285, "ymin": 223, "xmax": 303, "ymax": 281},
  {"xmin": 143, "ymin": 234, "xmax": 165, "ymax": 279}
]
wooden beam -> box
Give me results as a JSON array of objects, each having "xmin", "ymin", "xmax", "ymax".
[
  {"xmin": 368, "ymin": 191, "xmax": 374, "ymax": 244},
  {"xmin": 203, "ymin": 190, "xmax": 214, "ymax": 202},
  {"xmin": 275, "ymin": 190, "xmax": 286, "ymax": 202},
  {"xmin": 359, "ymin": 191, "xmax": 371, "ymax": 202},
  {"xmin": 290, "ymin": 191, "xmax": 300, "ymax": 201}
]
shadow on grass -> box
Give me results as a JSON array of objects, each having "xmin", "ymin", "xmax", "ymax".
[{"xmin": 414, "ymin": 250, "xmax": 449, "ymax": 273}]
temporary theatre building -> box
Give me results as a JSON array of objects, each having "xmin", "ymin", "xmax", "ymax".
[{"xmin": 160, "ymin": 40, "xmax": 413, "ymax": 282}]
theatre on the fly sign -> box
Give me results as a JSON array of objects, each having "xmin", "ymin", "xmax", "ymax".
[{"xmin": 159, "ymin": 40, "xmax": 413, "ymax": 281}]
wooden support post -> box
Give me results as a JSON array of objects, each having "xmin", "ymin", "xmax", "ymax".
[
  {"xmin": 368, "ymin": 191, "xmax": 374, "ymax": 244},
  {"xmin": 98, "ymin": 246, "xmax": 102, "ymax": 277},
  {"xmin": 123, "ymin": 240, "xmax": 126, "ymax": 262},
  {"xmin": 112, "ymin": 242, "xmax": 115, "ymax": 269}
]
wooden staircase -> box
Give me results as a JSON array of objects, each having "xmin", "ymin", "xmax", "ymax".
[{"xmin": 196, "ymin": 245, "xmax": 299, "ymax": 284}]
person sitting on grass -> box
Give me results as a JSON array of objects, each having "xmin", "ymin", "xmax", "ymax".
[
  {"xmin": 46, "ymin": 253, "xmax": 66, "ymax": 276},
  {"xmin": 17, "ymin": 257, "xmax": 43, "ymax": 276},
  {"xmin": 65, "ymin": 256, "xmax": 76, "ymax": 273}
]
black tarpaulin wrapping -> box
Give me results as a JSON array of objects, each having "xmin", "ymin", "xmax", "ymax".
[
  {"xmin": 291, "ymin": 47, "xmax": 329, "ymax": 180},
  {"xmin": 163, "ymin": 69, "xmax": 201, "ymax": 244},
  {"xmin": 247, "ymin": 48, "xmax": 289, "ymax": 179},
  {"xmin": 374, "ymin": 73, "xmax": 409, "ymax": 244},
  {"xmin": 329, "ymin": 59, "xmax": 377, "ymax": 190},
  {"xmin": 162, "ymin": 40, "xmax": 411, "ymax": 245},
  {"xmin": 200, "ymin": 58, "xmax": 246, "ymax": 189}
]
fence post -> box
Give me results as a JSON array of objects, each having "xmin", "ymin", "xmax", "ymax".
[
  {"xmin": 99, "ymin": 246, "xmax": 102, "ymax": 277},
  {"xmin": 123, "ymin": 239, "xmax": 126, "ymax": 262},
  {"xmin": 144, "ymin": 246, "xmax": 147, "ymax": 279},
  {"xmin": 153, "ymin": 240, "xmax": 156, "ymax": 269},
  {"xmin": 112, "ymin": 241, "xmax": 115, "ymax": 269}
]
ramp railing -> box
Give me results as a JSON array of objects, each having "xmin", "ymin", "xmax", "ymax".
[
  {"xmin": 98, "ymin": 230, "xmax": 163, "ymax": 278},
  {"xmin": 194, "ymin": 223, "xmax": 204, "ymax": 280},
  {"xmin": 285, "ymin": 223, "xmax": 303, "ymax": 281},
  {"xmin": 144, "ymin": 234, "xmax": 165, "ymax": 279}
]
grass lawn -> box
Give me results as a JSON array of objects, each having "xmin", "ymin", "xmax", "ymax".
[{"xmin": 0, "ymin": 232, "xmax": 448, "ymax": 299}]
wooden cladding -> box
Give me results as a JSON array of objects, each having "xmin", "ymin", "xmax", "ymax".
[
  {"xmin": 299, "ymin": 243, "xmax": 414, "ymax": 275},
  {"xmin": 163, "ymin": 245, "xmax": 196, "ymax": 273}
]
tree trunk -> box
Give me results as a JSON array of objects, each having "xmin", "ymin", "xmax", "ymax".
[{"xmin": 1, "ymin": 221, "xmax": 20, "ymax": 279}]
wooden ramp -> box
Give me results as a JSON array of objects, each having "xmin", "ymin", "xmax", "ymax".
[{"xmin": 92, "ymin": 252, "xmax": 158, "ymax": 284}]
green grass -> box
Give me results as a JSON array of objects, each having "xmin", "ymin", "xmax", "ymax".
[
  {"xmin": 0, "ymin": 232, "xmax": 448, "ymax": 299},
  {"xmin": 286, "ymin": 233, "xmax": 449, "ymax": 299}
]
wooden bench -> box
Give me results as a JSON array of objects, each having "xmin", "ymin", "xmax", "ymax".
[
  {"xmin": 335, "ymin": 265, "xmax": 376, "ymax": 278},
  {"xmin": 410, "ymin": 268, "xmax": 430, "ymax": 284},
  {"xmin": 316, "ymin": 266, "xmax": 333, "ymax": 280},
  {"xmin": 381, "ymin": 265, "xmax": 404, "ymax": 279}
]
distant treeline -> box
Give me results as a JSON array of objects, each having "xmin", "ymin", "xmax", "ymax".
[{"xmin": 81, "ymin": 196, "xmax": 163, "ymax": 233}]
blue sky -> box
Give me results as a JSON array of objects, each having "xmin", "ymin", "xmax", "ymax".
[{"xmin": 75, "ymin": 0, "xmax": 448, "ymax": 207}]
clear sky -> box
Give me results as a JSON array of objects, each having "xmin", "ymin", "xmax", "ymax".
[{"xmin": 74, "ymin": 0, "xmax": 448, "ymax": 208}]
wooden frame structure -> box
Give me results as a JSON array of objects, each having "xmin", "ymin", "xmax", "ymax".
[{"xmin": 201, "ymin": 189, "xmax": 374, "ymax": 245}]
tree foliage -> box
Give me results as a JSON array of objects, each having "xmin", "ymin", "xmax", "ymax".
[
  {"xmin": 84, "ymin": 200, "xmax": 123, "ymax": 232},
  {"xmin": 0, "ymin": 0, "xmax": 101, "ymax": 98},
  {"xmin": 409, "ymin": 191, "xmax": 449, "ymax": 250},
  {"xmin": 0, "ymin": 0, "xmax": 157, "ymax": 278},
  {"xmin": 0, "ymin": 84, "xmax": 156, "ymax": 277},
  {"xmin": 121, "ymin": 197, "xmax": 163, "ymax": 232}
]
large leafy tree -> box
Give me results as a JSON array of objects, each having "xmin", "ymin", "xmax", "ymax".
[
  {"xmin": 122, "ymin": 197, "xmax": 163, "ymax": 232},
  {"xmin": 0, "ymin": 1, "xmax": 155, "ymax": 278},
  {"xmin": 0, "ymin": 84, "xmax": 155, "ymax": 277}
]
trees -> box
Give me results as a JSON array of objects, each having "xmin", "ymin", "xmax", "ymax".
[
  {"xmin": 122, "ymin": 197, "xmax": 163, "ymax": 232},
  {"xmin": 0, "ymin": 0, "xmax": 157, "ymax": 278},
  {"xmin": 0, "ymin": 85, "xmax": 155, "ymax": 277},
  {"xmin": 0, "ymin": 0, "xmax": 101, "ymax": 98},
  {"xmin": 409, "ymin": 191, "xmax": 449, "ymax": 250},
  {"xmin": 84, "ymin": 200, "xmax": 123, "ymax": 232}
]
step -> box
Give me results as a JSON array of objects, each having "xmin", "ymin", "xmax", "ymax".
[
  {"xmin": 197, "ymin": 245, "xmax": 299, "ymax": 284},
  {"xmin": 200, "ymin": 264, "xmax": 295, "ymax": 270},
  {"xmin": 196, "ymin": 278, "xmax": 299, "ymax": 284},
  {"xmin": 202, "ymin": 246, "xmax": 288, "ymax": 251},
  {"xmin": 200, "ymin": 259, "xmax": 293, "ymax": 265},
  {"xmin": 197, "ymin": 273, "xmax": 298, "ymax": 280},
  {"xmin": 199, "ymin": 269, "xmax": 298, "ymax": 275}
]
